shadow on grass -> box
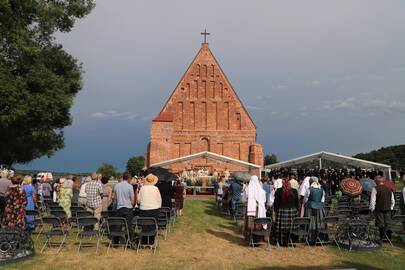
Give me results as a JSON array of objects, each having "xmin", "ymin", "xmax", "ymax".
[{"xmin": 205, "ymin": 229, "xmax": 247, "ymax": 247}]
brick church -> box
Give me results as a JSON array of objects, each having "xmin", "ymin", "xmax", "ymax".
[{"xmin": 145, "ymin": 38, "xmax": 263, "ymax": 174}]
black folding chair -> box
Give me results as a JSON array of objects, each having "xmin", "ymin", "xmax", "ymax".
[
  {"xmin": 135, "ymin": 217, "xmax": 158, "ymax": 254},
  {"xmin": 249, "ymin": 217, "xmax": 272, "ymax": 249},
  {"xmin": 40, "ymin": 216, "xmax": 68, "ymax": 254},
  {"xmin": 157, "ymin": 210, "xmax": 169, "ymax": 240},
  {"xmin": 233, "ymin": 203, "xmax": 245, "ymax": 222},
  {"xmin": 50, "ymin": 205, "xmax": 64, "ymax": 212},
  {"xmin": 316, "ymin": 216, "xmax": 340, "ymax": 250},
  {"xmin": 160, "ymin": 207, "xmax": 172, "ymax": 231},
  {"xmin": 106, "ymin": 217, "xmax": 131, "ymax": 253},
  {"xmin": 76, "ymin": 217, "xmax": 101, "ymax": 254},
  {"xmin": 289, "ymin": 217, "xmax": 311, "ymax": 248},
  {"xmin": 25, "ymin": 209, "xmax": 44, "ymax": 239},
  {"xmin": 385, "ymin": 215, "xmax": 405, "ymax": 246}
]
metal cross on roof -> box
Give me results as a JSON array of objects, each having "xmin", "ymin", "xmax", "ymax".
[{"xmin": 200, "ymin": 28, "xmax": 210, "ymax": 43}]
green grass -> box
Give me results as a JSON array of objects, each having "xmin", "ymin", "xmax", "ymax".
[{"xmin": 2, "ymin": 199, "xmax": 405, "ymax": 270}]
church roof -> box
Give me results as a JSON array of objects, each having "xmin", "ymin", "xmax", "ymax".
[
  {"xmin": 153, "ymin": 112, "xmax": 174, "ymax": 122},
  {"xmin": 159, "ymin": 42, "xmax": 257, "ymax": 129}
]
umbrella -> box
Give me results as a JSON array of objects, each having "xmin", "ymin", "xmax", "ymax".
[
  {"xmin": 359, "ymin": 178, "xmax": 376, "ymax": 193},
  {"xmin": 232, "ymin": 172, "xmax": 251, "ymax": 182},
  {"xmin": 340, "ymin": 178, "xmax": 363, "ymax": 197},
  {"xmin": 381, "ymin": 179, "xmax": 396, "ymax": 190},
  {"xmin": 144, "ymin": 167, "xmax": 177, "ymax": 182}
]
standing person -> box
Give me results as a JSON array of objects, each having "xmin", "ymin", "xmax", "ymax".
[
  {"xmin": 274, "ymin": 179, "xmax": 299, "ymax": 246},
  {"xmin": 21, "ymin": 175, "xmax": 37, "ymax": 230},
  {"xmin": 401, "ymin": 176, "xmax": 405, "ymax": 215},
  {"xmin": 157, "ymin": 179, "xmax": 175, "ymax": 208},
  {"xmin": 59, "ymin": 178, "xmax": 73, "ymax": 220},
  {"xmin": 174, "ymin": 179, "xmax": 185, "ymax": 216},
  {"xmin": 289, "ymin": 174, "xmax": 299, "ymax": 191},
  {"xmin": 370, "ymin": 176, "xmax": 395, "ymax": 242},
  {"xmin": 230, "ymin": 178, "xmax": 243, "ymax": 216},
  {"xmin": 41, "ymin": 178, "xmax": 52, "ymax": 200},
  {"xmin": 298, "ymin": 174, "xmax": 311, "ymax": 217},
  {"xmin": 1, "ymin": 176, "xmax": 27, "ymax": 229},
  {"xmin": 85, "ymin": 174, "xmax": 103, "ymax": 230},
  {"xmin": 217, "ymin": 177, "xmax": 225, "ymax": 207},
  {"xmin": 304, "ymin": 177, "xmax": 325, "ymax": 243},
  {"xmin": 54, "ymin": 178, "xmax": 62, "ymax": 203},
  {"xmin": 137, "ymin": 174, "xmax": 162, "ymax": 242},
  {"xmin": 71, "ymin": 176, "xmax": 81, "ymax": 205},
  {"xmin": 0, "ymin": 170, "xmax": 12, "ymax": 219},
  {"xmin": 101, "ymin": 176, "xmax": 113, "ymax": 212},
  {"xmin": 112, "ymin": 172, "xmax": 135, "ymax": 245},
  {"xmin": 244, "ymin": 175, "xmax": 266, "ymax": 240},
  {"xmin": 78, "ymin": 176, "xmax": 91, "ymax": 207}
]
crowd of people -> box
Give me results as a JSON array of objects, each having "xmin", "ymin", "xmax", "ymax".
[
  {"xmin": 0, "ymin": 169, "xmax": 187, "ymax": 246},
  {"xmin": 214, "ymin": 168, "xmax": 405, "ymax": 246}
]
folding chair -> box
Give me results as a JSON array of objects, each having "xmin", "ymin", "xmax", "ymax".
[
  {"xmin": 249, "ymin": 217, "xmax": 272, "ymax": 248},
  {"xmin": 233, "ymin": 203, "xmax": 245, "ymax": 222},
  {"xmin": 106, "ymin": 217, "xmax": 131, "ymax": 253},
  {"xmin": 135, "ymin": 217, "xmax": 158, "ymax": 254},
  {"xmin": 337, "ymin": 209, "xmax": 352, "ymax": 221},
  {"xmin": 157, "ymin": 210, "xmax": 170, "ymax": 240},
  {"xmin": 316, "ymin": 216, "xmax": 340, "ymax": 250},
  {"xmin": 160, "ymin": 207, "xmax": 172, "ymax": 232},
  {"xmin": 70, "ymin": 206, "xmax": 85, "ymax": 228},
  {"xmin": 25, "ymin": 209, "xmax": 44, "ymax": 239},
  {"xmin": 384, "ymin": 215, "xmax": 405, "ymax": 246},
  {"xmin": 288, "ymin": 217, "xmax": 311, "ymax": 248},
  {"xmin": 50, "ymin": 205, "xmax": 64, "ymax": 212},
  {"xmin": 40, "ymin": 216, "xmax": 68, "ymax": 254},
  {"xmin": 76, "ymin": 217, "xmax": 101, "ymax": 254}
]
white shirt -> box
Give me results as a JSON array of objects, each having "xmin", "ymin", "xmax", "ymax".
[
  {"xmin": 369, "ymin": 187, "xmax": 395, "ymax": 211},
  {"xmin": 137, "ymin": 185, "xmax": 162, "ymax": 210}
]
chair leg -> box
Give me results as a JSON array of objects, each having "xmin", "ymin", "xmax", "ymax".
[
  {"xmin": 40, "ymin": 237, "xmax": 49, "ymax": 253},
  {"xmin": 96, "ymin": 236, "xmax": 101, "ymax": 255},
  {"xmin": 77, "ymin": 238, "xmax": 82, "ymax": 255},
  {"xmin": 107, "ymin": 239, "xmax": 112, "ymax": 254},
  {"xmin": 136, "ymin": 239, "xmax": 141, "ymax": 254},
  {"xmin": 57, "ymin": 234, "xmax": 67, "ymax": 254},
  {"xmin": 36, "ymin": 225, "xmax": 44, "ymax": 240}
]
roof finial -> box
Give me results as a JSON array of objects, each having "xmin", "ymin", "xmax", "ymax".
[{"xmin": 200, "ymin": 28, "xmax": 210, "ymax": 44}]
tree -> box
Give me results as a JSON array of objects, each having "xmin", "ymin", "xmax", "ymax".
[
  {"xmin": 0, "ymin": 1, "xmax": 95, "ymax": 166},
  {"xmin": 97, "ymin": 163, "xmax": 119, "ymax": 179},
  {"xmin": 264, "ymin": 153, "xmax": 278, "ymax": 166},
  {"xmin": 126, "ymin": 156, "xmax": 145, "ymax": 176}
]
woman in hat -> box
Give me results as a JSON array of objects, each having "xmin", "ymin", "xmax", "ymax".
[
  {"xmin": 137, "ymin": 174, "xmax": 162, "ymax": 240},
  {"xmin": 21, "ymin": 175, "xmax": 37, "ymax": 230},
  {"xmin": 59, "ymin": 178, "xmax": 73, "ymax": 220}
]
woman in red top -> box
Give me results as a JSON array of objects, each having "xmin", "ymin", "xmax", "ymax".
[{"xmin": 174, "ymin": 180, "xmax": 185, "ymax": 216}]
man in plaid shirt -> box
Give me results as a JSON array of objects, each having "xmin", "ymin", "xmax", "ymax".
[{"xmin": 85, "ymin": 173, "xmax": 103, "ymax": 230}]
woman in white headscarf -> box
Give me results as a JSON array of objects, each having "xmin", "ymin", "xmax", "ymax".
[{"xmin": 243, "ymin": 175, "xmax": 267, "ymax": 239}]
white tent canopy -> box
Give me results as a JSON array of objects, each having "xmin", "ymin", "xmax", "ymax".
[
  {"xmin": 150, "ymin": 151, "xmax": 262, "ymax": 175},
  {"xmin": 266, "ymin": 151, "xmax": 391, "ymax": 179}
]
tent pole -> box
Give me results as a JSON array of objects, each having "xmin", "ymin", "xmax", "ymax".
[
  {"xmin": 388, "ymin": 167, "xmax": 392, "ymax": 181},
  {"xmin": 319, "ymin": 158, "xmax": 322, "ymax": 170}
]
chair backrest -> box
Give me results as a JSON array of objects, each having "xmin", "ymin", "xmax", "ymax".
[
  {"xmin": 392, "ymin": 215, "xmax": 405, "ymax": 223},
  {"xmin": 323, "ymin": 216, "xmax": 339, "ymax": 224},
  {"xmin": 71, "ymin": 206, "xmax": 85, "ymax": 213},
  {"xmin": 107, "ymin": 217, "xmax": 130, "ymax": 236},
  {"xmin": 292, "ymin": 217, "xmax": 311, "ymax": 226},
  {"xmin": 25, "ymin": 209, "xmax": 40, "ymax": 216},
  {"xmin": 77, "ymin": 217, "xmax": 98, "ymax": 228},
  {"xmin": 160, "ymin": 207, "xmax": 171, "ymax": 217},
  {"xmin": 252, "ymin": 217, "xmax": 272, "ymax": 232},
  {"xmin": 76, "ymin": 210, "xmax": 93, "ymax": 219},
  {"xmin": 136, "ymin": 217, "xmax": 158, "ymax": 232},
  {"xmin": 50, "ymin": 205, "xmax": 64, "ymax": 211},
  {"xmin": 50, "ymin": 210, "xmax": 66, "ymax": 218},
  {"xmin": 42, "ymin": 216, "xmax": 63, "ymax": 228},
  {"xmin": 101, "ymin": 211, "xmax": 109, "ymax": 219}
]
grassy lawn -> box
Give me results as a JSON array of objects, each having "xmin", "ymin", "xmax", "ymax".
[{"xmin": 3, "ymin": 199, "xmax": 405, "ymax": 270}]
